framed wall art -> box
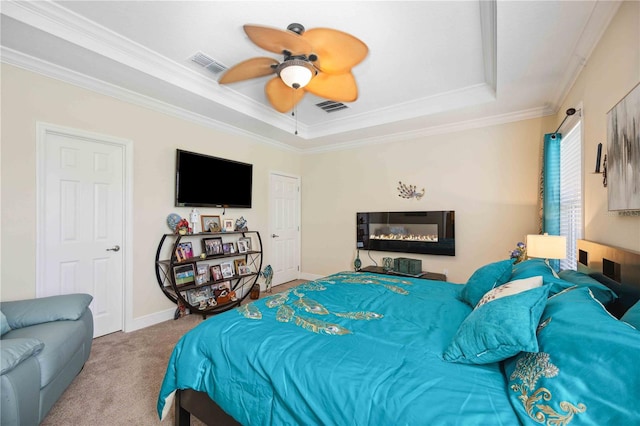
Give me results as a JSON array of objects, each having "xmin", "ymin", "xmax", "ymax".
[
  {"xmin": 201, "ymin": 215, "xmax": 221, "ymax": 232},
  {"xmin": 607, "ymin": 82, "xmax": 640, "ymax": 211}
]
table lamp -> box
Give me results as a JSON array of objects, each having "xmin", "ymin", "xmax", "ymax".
[{"xmin": 526, "ymin": 233, "xmax": 567, "ymax": 273}]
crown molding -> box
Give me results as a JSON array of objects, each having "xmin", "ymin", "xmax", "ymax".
[{"xmin": 1, "ymin": 47, "xmax": 301, "ymax": 153}]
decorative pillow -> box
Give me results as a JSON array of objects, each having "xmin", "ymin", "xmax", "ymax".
[
  {"xmin": 622, "ymin": 300, "xmax": 640, "ymax": 329},
  {"xmin": 443, "ymin": 284, "xmax": 550, "ymax": 364},
  {"xmin": 460, "ymin": 259, "xmax": 514, "ymax": 307},
  {"xmin": 0, "ymin": 294, "xmax": 93, "ymax": 330},
  {"xmin": 0, "ymin": 310, "xmax": 11, "ymax": 336},
  {"xmin": 557, "ymin": 269, "xmax": 617, "ymax": 305},
  {"xmin": 475, "ymin": 276, "xmax": 543, "ymax": 308},
  {"xmin": 504, "ymin": 287, "xmax": 640, "ymax": 425}
]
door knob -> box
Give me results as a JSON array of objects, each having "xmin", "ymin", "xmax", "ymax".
[
  {"xmin": 271, "ymin": 234, "xmax": 279, "ymax": 238},
  {"xmin": 106, "ymin": 245, "xmax": 121, "ymax": 252}
]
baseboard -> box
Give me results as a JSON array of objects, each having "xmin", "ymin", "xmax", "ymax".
[
  {"xmin": 299, "ymin": 272, "xmax": 324, "ymax": 281},
  {"xmin": 125, "ymin": 307, "xmax": 176, "ymax": 332}
]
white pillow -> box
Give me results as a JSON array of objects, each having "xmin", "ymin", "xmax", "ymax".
[{"xmin": 475, "ymin": 276, "xmax": 543, "ymax": 308}]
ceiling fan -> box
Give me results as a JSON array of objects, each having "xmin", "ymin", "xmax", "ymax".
[{"xmin": 218, "ymin": 23, "xmax": 368, "ymax": 113}]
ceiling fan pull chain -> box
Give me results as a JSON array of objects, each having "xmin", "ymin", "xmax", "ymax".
[{"xmin": 292, "ymin": 90, "xmax": 298, "ymax": 135}]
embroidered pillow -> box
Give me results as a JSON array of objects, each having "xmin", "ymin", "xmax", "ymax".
[
  {"xmin": 475, "ymin": 276, "xmax": 543, "ymax": 308},
  {"xmin": 443, "ymin": 284, "xmax": 550, "ymax": 364},
  {"xmin": 557, "ymin": 269, "xmax": 617, "ymax": 305},
  {"xmin": 622, "ymin": 300, "xmax": 640, "ymax": 329},
  {"xmin": 460, "ymin": 259, "xmax": 514, "ymax": 307},
  {"xmin": 504, "ymin": 287, "xmax": 640, "ymax": 425}
]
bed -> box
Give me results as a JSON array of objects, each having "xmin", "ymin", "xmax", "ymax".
[{"xmin": 157, "ymin": 240, "xmax": 640, "ymax": 425}]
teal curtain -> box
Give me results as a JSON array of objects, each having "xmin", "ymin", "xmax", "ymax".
[{"xmin": 542, "ymin": 133, "xmax": 561, "ymax": 271}]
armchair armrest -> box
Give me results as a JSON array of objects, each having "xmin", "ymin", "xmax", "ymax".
[
  {"xmin": 0, "ymin": 338, "xmax": 44, "ymax": 375},
  {"xmin": 0, "ymin": 294, "xmax": 93, "ymax": 330}
]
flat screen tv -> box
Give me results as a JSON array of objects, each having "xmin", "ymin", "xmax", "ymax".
[{"xmin": 175, "ymin": 149, "xmax": 252, "ymax": 208}]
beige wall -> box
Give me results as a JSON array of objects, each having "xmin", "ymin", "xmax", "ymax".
[
  {"xmin": 556, "ymin": 0, "xmax": 640, "ymax": 252},
  {"xmin": 300, "ymin": 119, "xmax": 546, "ymax": 283},
  {"xmin": 0, "ymin": 64, "xmax": 302, "ymax": 319}
]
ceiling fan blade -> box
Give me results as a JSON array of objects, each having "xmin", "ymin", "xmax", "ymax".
[
  {"xmin": 302, "ymin": 28, "xmax": 368, "ymax": 74},
  {"xmin": 305, "ymin": 72, "xmax": 358, "ymax": 102},
  {"xmin": 244, "ymin": 24, "xmax": 312, "ymax": 56},
  {"xmin": 265, "ymin": 77, "xmax": 306, "ymax": 113},
  {"xmin": 218, "ymin": 57, "xmax": 279, "ymax": 84}
]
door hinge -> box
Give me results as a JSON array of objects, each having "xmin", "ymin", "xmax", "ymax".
[{"xmin": 297, "ymin": 265, "xmax": 300, "ymax": 271}]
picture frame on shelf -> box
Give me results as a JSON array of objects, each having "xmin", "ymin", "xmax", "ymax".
[
  {"xmin": 238, "ymin": 237, "xmax": 252, "ymax": 251},
  {"xmin": 201, "ymin": 215, "xmax": 221, "ymax": 233},
  {"xmin": 210, "ymin": 265, "xmax": 223, "ymax": 281},
  {"xmin": 222, "ymin": 242, "xmax": 236, "ymax": 254},
  {"xmin": 237, "ymin": 240, "xmax": 248, "ymax": 253},
  {"xmin": 234, "ymin": 258, "xmax": 247, "ymax": 275},
  {"xmin": 220, "ymin": 261, "xmax": 234, "ymax": 278},
  {"xmin": 173, "ymin": 264, "xmax": 196, "ymax": 287},
  {"xmin": 186, "ymin": 286, "xmax": 212, "ymax": 309},
  {"xmin": 195, "ymin": 263, "xmax": 209, "ymax": 285},
  {"xmin": 174, "ymin": 243, "xmax": 192, "ymax": 262},
  {"xmin": 223, "ymin": 218, "xmax": 235, "ymax": 232},
  {"xmin": 238, "ymin": 265, "xmax": 252, "ymax": 275},
  {"xmin": 203, "ymin": 237, "xmax": 223, "ymax": 256}
]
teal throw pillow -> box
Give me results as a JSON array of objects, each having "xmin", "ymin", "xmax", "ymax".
[
  {"xmin": 460, "ymin": 259, "xmax": 514, "ymax": 307},
  {"xmin": 622, "ymin": 300, "xmax": 640, "ymax": 329},
  {"xmin": 557, "ymin": 269, "xmax": 617, "ymax": 305},
  {"xmin": 0, "ymin": 310, "xmax": 11, "ymax": 336},
  {"xmin": 504, "ymin": 287, "xmax": 640, "ymax": 425},
  {"xmin": 444, "ymin": 282, "xmax": 550, "ymax": 364}
]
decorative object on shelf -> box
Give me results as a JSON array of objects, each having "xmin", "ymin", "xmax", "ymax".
[
  {"xmin": 175, "ymin": 218, "xmax": 191, "ymax": 235},
  {"xmin": 382, "ymin": 257, "xmax": 394, "ymax": 272},
  {"xmin": 397, "ymin": 181, "xmax": 425, "ymax": 200},
  {"xmin": 510, "ymin": 242, "xmax": 527, "ymax": 264},
  {"xmin": 201, "ymin": 215, "xmax": 221, "ymax": 232},
  {"xmin": 602, "ymin": 154, "xmax": 608, "ymax": 188},
  {"xmin": 167, "ymin": 213, "xmax": 181, "ymax": 232},
  {"xmin": 595, "ymin": 143, "xmax": 603, "ymax": 173},
  {"xmin": 354, "ymin": 250, "xmax": 362, "ymax": 271},
  {"xmin": 189, "ymin": 208, "xmax": 200, "ymax": 233},
  {"xmin": 607, "ymin": 82, "xmax": 639, "ymax": 210},
  {"xmin": 261, "ymin": 264, "xmax": 274, "ymax": 293},
  {"xmin": 250, "ymin": 283, "xmax": 261, "ymax": 300},
  {"xmin": 235, "ymin": 216, "xmax": 248, "ymax": 232}
]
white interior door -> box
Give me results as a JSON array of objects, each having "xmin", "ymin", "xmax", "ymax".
[
  {"xmin": 269, "ymin": 173, "xmax": 300, "ymax": 285},
  {"xmin": 38, "ymin": 125, "xmax": 126, "ymax": 337}
]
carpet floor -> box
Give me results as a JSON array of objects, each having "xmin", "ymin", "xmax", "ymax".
[{"xmin": 41, "ymin": 280, "xmax": 304, "ymax": 426}]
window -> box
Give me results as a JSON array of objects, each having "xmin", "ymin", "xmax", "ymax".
[{"xmin": 559, "ymin": 121, "xmax": 583, "ymax": 270}]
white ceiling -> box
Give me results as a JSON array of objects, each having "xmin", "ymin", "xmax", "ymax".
[{"xmin": 0, "ymin": 1, "xmax": 621, "ymax": 152}]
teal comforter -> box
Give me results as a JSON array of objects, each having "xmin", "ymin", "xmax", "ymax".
[{"xmin": 158, "ymin": 272, "xmax": 520, "ymax": 425}]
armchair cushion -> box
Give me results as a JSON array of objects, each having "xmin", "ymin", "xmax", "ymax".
[
  {"xmin": 0, "ymin": 310, "xmax": 10, "ymax": 336},
  {"xmin": 0, "ymin": 337, "xmax": 44, "ymax": 375},
  {"xmin": 1, "ymin": 294, "xmax": 92, "ymax": 329}
]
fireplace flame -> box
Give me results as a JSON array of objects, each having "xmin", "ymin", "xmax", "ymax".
[{"xmin": 370, "ymin": 234, "xmax": 438, "ymax": 242}]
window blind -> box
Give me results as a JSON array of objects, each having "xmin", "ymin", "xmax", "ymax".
[{"xmin": 559, "ymin": 122, "xmax": 583, "ymax": 270}]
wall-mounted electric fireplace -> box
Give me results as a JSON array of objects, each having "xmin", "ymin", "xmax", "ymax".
[{"xmin": 357, "ymin": 211, "xmax": 455, "ymax": 256}]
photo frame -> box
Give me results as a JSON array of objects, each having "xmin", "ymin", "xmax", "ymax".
[
  {"xmin": 238, "ymin": 237, "xmax": 252, "ymax": 252},
  {"xmin": 174, "ymin": 242, "xmax": 193, "ymax": 262},
  {"xmin": 607, "ymin": 82, "xmax": 640, "ymax": 211},
  {"xmin": 222, "ymin": 242, "xmax": 236, "ymax": 254},
  {"xmin": 203, "ymin": 237, "xmax": 223, "ymax": 256},
  {"xmin": 237, "ymin": 240, "xmax": 248, "ymax": 253},
  {"xmin": 210, "ymin": 265, "xmax": 223, "ymax": 281},
  {"xmin": 238, "ymin": 265, "xmax": 252, "ymax": 275},
  {"xmin": 173, "ymin": 264, "xmax": 196, "ymax": 287},
  {"xmin": 195, "ymin": 263, "xmax": 209, "ymax": 285},
  {"xmin": 223, "ymin": 218, "xmax": 235, "ymax": 232},
  {"xmin": 234, "ymin": 258, "xmax": 247, "ymax": 275},
  {"xmin": 220, "ymin": 261, "xmax": 234, "ymax": 278},
  {"xmin": 201, "ymin": 215, "xmax": 222, "ymax": 232},
  {"xmin": 186, "ymin": 285, "xmax": 213, "ymax": 309}
]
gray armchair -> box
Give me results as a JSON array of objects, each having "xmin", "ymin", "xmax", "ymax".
[{"xmin": 1, "ymin": 294, "xmax": 93, "ymax": 425}]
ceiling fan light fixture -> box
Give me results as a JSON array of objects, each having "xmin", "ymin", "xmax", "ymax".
[{"xmin": 277, "ymin": 59, "xmax": 316, "ymax": 89}]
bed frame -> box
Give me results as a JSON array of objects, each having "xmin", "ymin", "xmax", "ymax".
[{"xmin": 173, "ymin": 239, "xmax": 640, "ymax": 426}]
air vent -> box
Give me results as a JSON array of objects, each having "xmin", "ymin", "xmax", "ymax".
[
  {"xmin": 190, "ymin": 52, "xmax": 227, "ymax": 74},
  {"xmin": 315, "ymin": 100, "xmax": 348, "ymax": 113}
]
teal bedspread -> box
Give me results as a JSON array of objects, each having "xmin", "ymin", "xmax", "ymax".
[{"xmin": 158, "ymin": 272, "xmax": 520, "ymax": 425}]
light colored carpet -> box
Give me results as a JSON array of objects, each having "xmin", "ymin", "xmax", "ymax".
[{"xmin": 41, "ymin": 280, "xmax": 305, "ymax": 426}]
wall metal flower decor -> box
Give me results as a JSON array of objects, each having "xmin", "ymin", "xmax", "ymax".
[{"xmin": 397, "ymin": 181, "xmax": 425, "ymax": 200}]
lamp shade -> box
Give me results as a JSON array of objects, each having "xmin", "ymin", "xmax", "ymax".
[
  {"xmin": 278, "ymin": 60, "xmax": 315, "ymax": 89},
  {"xmin": 526, "ymin": 233, "xmax": 567, "ymax": 260}
]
